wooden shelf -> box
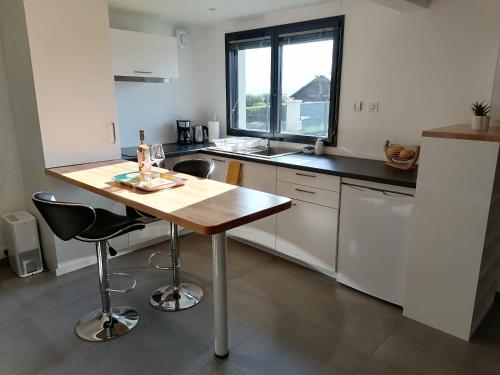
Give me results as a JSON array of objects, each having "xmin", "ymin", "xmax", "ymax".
[{"xmin": 422, "ymin": 123, "xmax": 500, "ymax": 142}]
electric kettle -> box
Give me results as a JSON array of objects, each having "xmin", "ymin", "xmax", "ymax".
[{"xmin": 193, "ymin": 125, "xmax": 209, "ymax": 143}]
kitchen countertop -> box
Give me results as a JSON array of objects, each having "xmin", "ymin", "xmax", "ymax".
[
  {"xmin": 422, "ymin": 123, "xmax": 500, "ymax": 142},
  {"xmin": 121, "ymin": 143, "xmax": 417, "ymax": 188},
  {"xmin": 121, "ymin": 142, "xmax": 213, "ymax": 160}
]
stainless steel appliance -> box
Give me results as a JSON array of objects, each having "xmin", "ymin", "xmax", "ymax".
[
  {"xmin": 176, "ymin": 120, "xmax": 192, "ymax": 145},
  {"xmin": 193, "ymin": 125, "xmax": 209, "ymax": 143}
]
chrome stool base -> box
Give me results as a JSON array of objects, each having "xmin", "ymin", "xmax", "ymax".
[
  {"xmin": 150, "ymin": 283, "xmax": 203, "ymax": 311},
  {"xmin": 75, "ymin": 306, "xmax": 139, "ymax": 342}
]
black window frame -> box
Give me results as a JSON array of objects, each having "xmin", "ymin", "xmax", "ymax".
[{"xmin": 225, "ymin": 16, "xmax": 344, "ymax": 145}]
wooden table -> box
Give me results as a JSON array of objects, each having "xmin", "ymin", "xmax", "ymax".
[{"xmin": 46, "ymin": 160, "xmax": 291, "ymax": 357}]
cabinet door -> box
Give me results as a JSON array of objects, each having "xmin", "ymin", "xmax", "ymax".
[
  {"xmin": 110, "ymin": 29, "xmax": 179, "ymax": 79},
  {"xmin": 276, "ymin": 199, "xmax": 337, "ymax": 274},
  {"xmin": 24, "ymin": 0, "xmax": 120, "ymax": 168},
  {"xmin": 228, "ymin": 161, "xmax": 277, "ymax": 249},
  {"xmin": 129, "ymin": 220, "xmax": 170, "ymax": 247}
]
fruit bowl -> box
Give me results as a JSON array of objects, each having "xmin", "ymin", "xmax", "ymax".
[{"xmin": 384, "ymin": 140, "xmax": 420, "ymax": 170}]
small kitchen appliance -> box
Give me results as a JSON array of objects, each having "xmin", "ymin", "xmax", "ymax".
[
  {"xmin": 193, "ymin": 125, "xmax": 209, "ymax": 143},
  {"xmin": 2, "ymin": 211, "xmax": 43, "ymax": 277},
  {"xmin": 176, "ymin": 120, "xmax": 193, "ymax": 145}
]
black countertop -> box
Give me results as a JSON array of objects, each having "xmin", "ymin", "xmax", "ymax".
[
  {"xmin": 121, "ymin": 142, "xmax": 213, "ymax": 160},
  {"xmin": 121, "ymin": 143, "xmax": 417, "ymax": 188}
]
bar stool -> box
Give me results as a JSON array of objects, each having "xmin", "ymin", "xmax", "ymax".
[
  {"xmin": 140, "ymin": 159, "xmax": 214, "ymax": 311},
  {"xmin": 32, "ymin": 192, "xmax": 145, "ymax": 342}
]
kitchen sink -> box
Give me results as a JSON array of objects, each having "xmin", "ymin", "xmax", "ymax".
[{"xmin": 246, "ymin": 147, "xmax": 300, "ymax": 158}]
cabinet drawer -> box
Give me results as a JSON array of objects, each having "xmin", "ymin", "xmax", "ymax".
[
  {"xmin": 277, "ymin": 181, "xmax": 339, "ymax": 208},
  {"xmin": 277, "ymin": 167, "xmax": 340, "ymax": 192}
]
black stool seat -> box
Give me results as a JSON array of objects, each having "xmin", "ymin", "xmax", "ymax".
[{"xmin": 78, "ymin": 209, "xmax": 144, "ymax": 242}]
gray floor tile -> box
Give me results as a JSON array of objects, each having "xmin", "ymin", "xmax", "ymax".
[
  {"xmin": 38, "ymin": 315, "xmax": 207, "ymax": 375},
  {"xmin": 373, "ymin": 318, "xmax": 478, "ymax": 375},
  {"xmin": 0, "ymin": 291, "xmax": 29, "ymax": 328},
  {"xmin": 155, "ymin": 276, "xmax": 289, "ymax": 349},
  {"xmin": 227, "ymin": 314, "xmax": 371, "ymax": 375},
  {"xmin": 0, "ymin": 235, "xmax": 499, "ymax": 375},
  {"xmin": 291, "ymin": 283, "xmax": 403, "ymax": 354},
  {"xmin": 0, "ymin": 318, "xmax": 61, "ymax": 375},
  {"xmin": 236, "ymin": 256, "xmax": 335, "ymax": 310}
]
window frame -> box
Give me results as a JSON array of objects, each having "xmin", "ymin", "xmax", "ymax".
[{"xmin": 225, "ymin": 16, "xmax": 344, "ymax": 145}]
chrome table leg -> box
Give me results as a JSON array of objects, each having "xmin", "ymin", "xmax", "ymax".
[{"xmin": 212, "ymin": 231, "xmax": 229, "ymax": 357}]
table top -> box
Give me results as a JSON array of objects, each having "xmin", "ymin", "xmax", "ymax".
[
  {"xmin": 46, "ymin": 160, "xmax": 291, "ymax": 235},
  {"xmin": 422, "ymin": 123, "xmax": 500, "ymax": 142}
]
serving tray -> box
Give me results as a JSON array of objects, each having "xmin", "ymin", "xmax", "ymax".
[{"xmin": 112, "ymin": 171, "xmax": 186, "ymax": 192}]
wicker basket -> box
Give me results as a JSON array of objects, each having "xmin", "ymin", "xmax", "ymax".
[{"xmin": 383, "ymin": 140, "xmax": 420, "ymax": 171}]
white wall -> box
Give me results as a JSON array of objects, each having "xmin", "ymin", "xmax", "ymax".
[
  {"xmin": 0, "ymin": 35, "xmax": 26, "ymax": 255},
  {"xmin": 109, "ymin": 8, "xmax": 206, "ymax": 147},
  {"xmin": 491, "ymin": 44, "xmax": 500, "ymax": 121},
  {"xmin": 195, "ymin": 0, "xmax": 500, "ymax": 160}
]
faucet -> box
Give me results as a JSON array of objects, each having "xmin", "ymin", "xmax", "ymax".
[{"xmin": 265, "ymin": 138, "xmax": 271, "ymax": 148}]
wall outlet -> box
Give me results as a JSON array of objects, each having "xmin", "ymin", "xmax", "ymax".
[
  {"xmin": 353, "ymin": 101, "xmax": 363, "ymax": 112},
  {"xmin": 368, "ymin": 102, "xmax": 379, "ymax": 112}
]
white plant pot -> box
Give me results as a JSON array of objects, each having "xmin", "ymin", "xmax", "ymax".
[
  {"xmin": 472, "ymin": 116, "xmax": 484, "ymax": 130},
  {"xmin": 481, "ymin": 115, "xmax": 491, "ymax": 131}
]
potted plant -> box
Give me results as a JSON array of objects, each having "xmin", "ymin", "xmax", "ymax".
[{"xmin": 471, "ymin": 101, "xmax": 491, "ymax": 131}]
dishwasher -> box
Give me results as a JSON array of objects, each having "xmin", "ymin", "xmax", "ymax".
[{"xmin": 337, "ymin": 181, "xmax": 414, "ymax": 306}]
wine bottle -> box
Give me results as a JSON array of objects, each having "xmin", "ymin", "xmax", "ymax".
[{"xmin": 137, "ymin": 130, "xmax": 151, "ymax": 182}]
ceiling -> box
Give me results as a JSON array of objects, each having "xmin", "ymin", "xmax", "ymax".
[{"xmin": 108, "ymin": 0, "xmax": 337, "ymax": 24}]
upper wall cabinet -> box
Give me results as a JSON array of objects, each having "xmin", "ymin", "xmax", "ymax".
[
  {"xmin": 21, "ymin": 0, "xmax": 121, "ymax": 168},
  {"xmin": 110, "ymin": 28, "xmax": 179, "ymax": 81}
]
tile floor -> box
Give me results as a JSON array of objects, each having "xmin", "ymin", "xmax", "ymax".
[{"xmin": 0, "ymin": 233, "xmax": 499, "ymax": 374}]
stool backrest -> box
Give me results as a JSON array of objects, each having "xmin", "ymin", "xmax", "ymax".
[
  {"xmin": 172, "ymin": 159, "xmax": 215, "ymax": 179},
  {"xmin": 32, "ymin": 192, "xmax": 96, "ymax": 241}
]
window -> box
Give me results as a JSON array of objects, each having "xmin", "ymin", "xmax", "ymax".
[{"xmin": 226, "ymin": 16, "xmax": 344, "ymax": 145}]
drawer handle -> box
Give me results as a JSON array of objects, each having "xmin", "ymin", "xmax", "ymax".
[
  {"xmin": 295, "ymin": 188, "xmax": 315, "ymax": 194},
  {"xmin": 296, "ymin": 172, "xmax": 316, "ymax": 178},
  {"xmin": 134, "ymin": 70, "xmax": 153, "ymax": 74},
  {"xmin": 212, "ymin": 158, "xmax": 226, "ymax": 163}
]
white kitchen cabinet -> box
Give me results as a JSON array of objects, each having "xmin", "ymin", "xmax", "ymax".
[
  {"xmin": 23, "ymin": 0, "xmax": 121, "ymax": 168},
  {"xmin": 228, "ymin": 160, "xmax": 277, "ymax": 250},
  {"xmin": 110, "ymin": 28, "xmax": 179, "ymax": 79},
  {"xmin": 276, "ymin": 198, "xmax": 338, "ymax": 275},
  {"xmin": 275, "ymin": 166, "xmax": 340, "ymax": 275},
  {"xmin": 129, "ymin": 220, "xmax": 170, "ymax": 248}
]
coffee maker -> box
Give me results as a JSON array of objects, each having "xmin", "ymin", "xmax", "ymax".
[{"xmin": 176, "ymin": 120, "xmax": 193, "ymax": 145}]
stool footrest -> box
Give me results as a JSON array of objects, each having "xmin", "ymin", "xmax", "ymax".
[
  {"xmin": 106, "ymin": 272, "xmax": 136, "ymax": 293},
  {"xmin": 148, "ymin": 251, "xmax": 180, "ymax": 271}
]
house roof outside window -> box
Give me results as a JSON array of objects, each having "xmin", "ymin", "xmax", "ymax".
[{"xmin": 289, "ymin": 75, "xmax": 331, "ymax": 102}]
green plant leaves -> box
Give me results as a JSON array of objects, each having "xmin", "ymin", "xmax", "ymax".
[{"xmin": 471, "ymin": 101, "xmax": 491, "ymax": 116}]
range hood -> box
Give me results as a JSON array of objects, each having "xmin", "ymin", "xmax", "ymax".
[
  {"xmin": 110, "ymin": 28, "xmax": 179, "ymax": 84},
  {"xmin": 114, "ymin": 75, "xmax": 171, "ymax": 84}
]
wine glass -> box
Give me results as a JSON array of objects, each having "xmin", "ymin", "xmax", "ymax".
[{"xmin": 150, "ymin": 144, "xmax": 165, "ymax": 173}]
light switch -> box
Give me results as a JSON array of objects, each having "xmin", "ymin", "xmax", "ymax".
[
  {"xmin": 368, "ymin": 102, "xmax": 379, "ymax": 112},
  {"xmin": 353, "ymin": 101, "xmax": 363, "ymax": 112}
]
